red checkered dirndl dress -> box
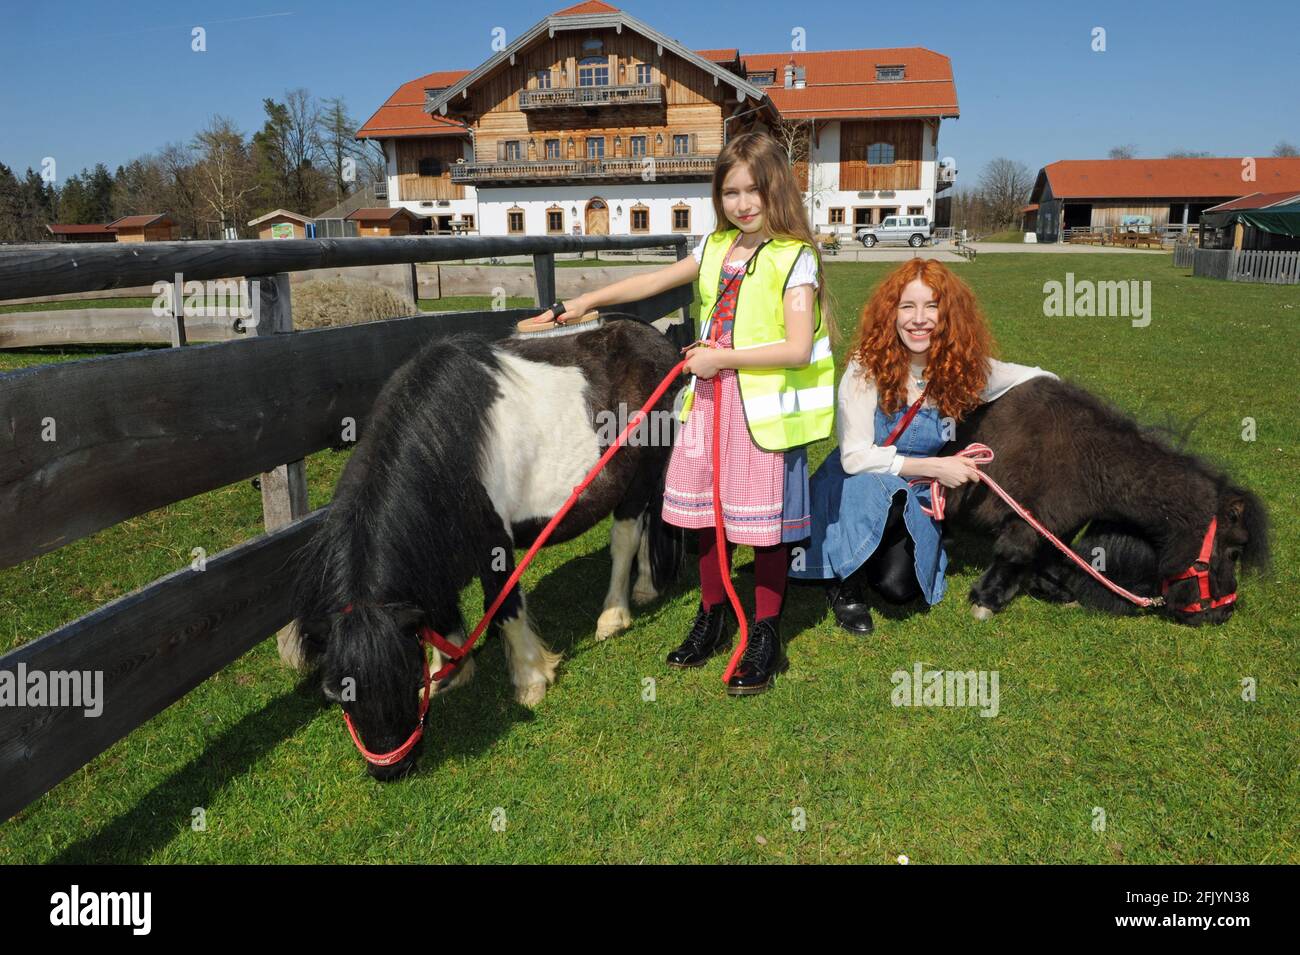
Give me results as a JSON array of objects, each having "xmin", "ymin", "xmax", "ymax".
[{"xmin": 662, "ymin": 257, "xmax": 799, "ymax": 546}]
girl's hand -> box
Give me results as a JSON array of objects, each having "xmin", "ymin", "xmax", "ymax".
[
  {"xmin": 929, "ymin": 455, "xmax": 982, "ymax": 489},
  {"xmin": 683, "ymin": 344, "xmax": 725, "ymax": 379}
]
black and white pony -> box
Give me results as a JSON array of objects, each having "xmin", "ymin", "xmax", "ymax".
[
  {"xmin": 944, "ymin": 377, "xmax": 1270, "ymax": 626},
  {"xmin": 286, "ymin": 319, "xmax": 683, "ymax": 777}
]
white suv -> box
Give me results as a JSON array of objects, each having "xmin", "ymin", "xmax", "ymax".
[{"xmin": 857, "ymin": 216, "xmax": 933, "ymax": 248}]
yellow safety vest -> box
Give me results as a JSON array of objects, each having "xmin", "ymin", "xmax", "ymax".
[{"xmin": 679, "ymin": 227, "xmax": 835, "ymax": 451}]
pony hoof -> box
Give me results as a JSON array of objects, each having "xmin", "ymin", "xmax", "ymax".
[
  {"xmin": 971, "ymin": 605, "xmax": 995, "ymax": 621},
  {"xmin": 277, "ymin": 624, "xmax": 310, "ymax": 673},
  {"xmin": 595, "ymin": 606, "xmax": 633, "ymax": 640},
  {"xmin": 514, "ymin": 681, "xmax": 547, "ymax": 707},
  {"xmin": 1062, "ymin": 600, "xmax": 1082, "ymax": 609},
  {"xmin": 632, "ymin": 582, "xmax": 659, "ymax": 606},
  {"xmin": 433, "ymin": 654, "xmax": 476, "ymax": 695}
]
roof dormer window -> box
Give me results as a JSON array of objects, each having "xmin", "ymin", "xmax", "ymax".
[{"xmin": 876, "ymin": 65, "xmax": 905, "ymax": 81}]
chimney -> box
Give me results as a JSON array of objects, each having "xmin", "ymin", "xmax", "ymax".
[
  {"xmin": 783, "ymin": 59, "xmax": 795, "ymax": 88},
  {"xmin": 794, "ymin": 66, "xmax": 805, "ymax": 89}
]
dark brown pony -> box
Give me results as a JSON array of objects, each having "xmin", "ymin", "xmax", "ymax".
[{"xmin": 943, "ymin": 377, "xmax": 1269, "ymax": 626}]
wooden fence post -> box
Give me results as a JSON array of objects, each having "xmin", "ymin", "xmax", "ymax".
[
  {"xmin": 533, "ymin": 252, "xmax": 556, "ymax": 310},
  {"xmin": 673, "ymin": 240, "xmax": 693, "ymax": 346},
  {"xmin": 247, "ymin": 271, "xmax": 309, "ymax": 666},
  {"xmin": 402, "ymin": 262, "xmax": 420, "ymax": 313},
  {"xmin": 167, "ymin": 278, "xmax": 187, "ymax": 347}
]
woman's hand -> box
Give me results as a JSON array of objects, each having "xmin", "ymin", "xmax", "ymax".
[
  {"xmin": 683, "ymin": 344, "xmax": 726, "ymax": 379},
  {"xmin": 928, "ymin": 455, "xmax": 982, "ymax": 489}
]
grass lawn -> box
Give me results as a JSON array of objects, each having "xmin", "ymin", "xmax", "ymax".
[{"xmin": 1, "ymin": 253, "xmax": 1295, "ymax": 863}]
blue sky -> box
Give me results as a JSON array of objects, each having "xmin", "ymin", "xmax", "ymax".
[{"xmin": 1, "ymin": 0, "xmax": 1295, "ymax": 186}]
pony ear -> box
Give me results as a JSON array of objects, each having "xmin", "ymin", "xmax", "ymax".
[
  {"xmin": 1224, "ymin": 496, "xmax": 1246, "ymax": 525},
  {"xmin": 1226, "ymin": 487, "xmax": 1271, "ymax": 571}
]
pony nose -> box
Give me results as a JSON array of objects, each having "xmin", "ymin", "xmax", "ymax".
[{"xmin": 367, "ymin": 747, "xmax": 420, "ymax": 781}]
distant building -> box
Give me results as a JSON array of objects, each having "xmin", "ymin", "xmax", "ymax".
[
  {"xmin": 45, "ymin": 223, "xmax": 116, "ymax": 243},
  {"xmin": 1026, "ymin": 158, "xmax": 1300, "ymax": 242},
  {"xmin": 346, "ymin": 207, "xmax": 429, "ymax": 237},
  {"xmin": 248, "ymin": 209, "xmax": 313, "ymax": 240},
  {"xmin": 1200, "ymin": 192, "xmax": 1300, "ymax": 251},
  {"xmin": 356, "ymin": 0, "xmax": 959, "ymax": 239},
  {"xmin": 107, "ymin": 214, "xmax": 180, "ymax": 243}
]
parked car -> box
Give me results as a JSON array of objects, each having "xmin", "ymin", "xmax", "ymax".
[{"xmin": 857, "ymin": 216, "xmax": 933, "ymax": 248}]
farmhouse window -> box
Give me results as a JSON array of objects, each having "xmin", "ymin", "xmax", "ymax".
[
  {"xmin": 672, "ymin": 206, "xmax": 691, "ymax": 231},
  {"xmin": 829, "ymin": 207, "xmax": 845, "ymax": 224},
  {"xmin": 417, "ymin": 157, "xmax": 443, "ymax": 177},
  {"xmin": 579, "ymin": 56, "xmax": 609, "ymax": 86},
  {"xmin": 535, "ymin": 69, "xmax": 552, "ymax": 89},
  {"xmin": 547, "ymin": 208, "xmax": 564, "ymax": 233},
  {"xmin": 867, "ymin": 142, "xmax": 895, "ymax": 165},
  {"xmin": 586, "ymin": 137, "xmax": 605, "ymax": 159},
  {"xmin": 673, "ymin": 134, "xmax": 692, "ymax": 155},
  {"xmin": 629, "ymin": 135, "xmax": 647, "ymax": 157},
  {"xmin": 631, "ymin": 206, "xmax": 649, "ymax": 232},
  {"xmin": 636, "ymin": 63, "xmax": 652, "ymax": 84},
  {"xmin": 507, "ymin": 209, "xmax": 524, "ymax": 234},
  {"xmin": 545, "ymin": 138, "xmax": 560, "ymax": 159}
]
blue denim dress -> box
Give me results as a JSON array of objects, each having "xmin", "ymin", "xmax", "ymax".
[{"xmin": 789, "ymin": 403, "xmax": 948, "ymax": 605}]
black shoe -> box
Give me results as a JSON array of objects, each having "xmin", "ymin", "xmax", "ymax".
[
  {"xmin": 726, "ymin": 616, "xmax": 788, "ymax": 696},
  {"xmin": 666, "ymin": 601, "xmax": 731, "ymax": 668},
  {"xmin": 830, "ymin": 567, "xmax": 875, "ymax": 635}
]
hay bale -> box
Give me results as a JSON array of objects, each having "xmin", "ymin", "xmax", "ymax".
[{"xmin": 291, "ymin": 279, "xmax": 413, "ymax": 330}]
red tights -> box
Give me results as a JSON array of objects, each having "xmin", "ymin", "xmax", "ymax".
[{"xmin": 697, "ymin": 529, "xmax": 788, "ymax": 621}]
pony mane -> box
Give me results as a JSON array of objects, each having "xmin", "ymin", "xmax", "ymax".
[
  {"xmin": 1042, "ymin": 378, "xmax": 1271, "ymax": 571},
  {"xmin": 291, "ymin": 334, "xmax": 505, "ymax": 625}
]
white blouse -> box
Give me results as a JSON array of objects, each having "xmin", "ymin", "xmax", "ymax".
[
  {"xmin": 837, "ymin": 356, "xmax": 1059, "ymax": 475},
  {"xmin": 691, "ymin": 234, "xmax": 819, "ymax": 289}
]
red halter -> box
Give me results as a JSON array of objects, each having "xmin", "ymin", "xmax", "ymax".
[
  {"xmin": 336, "ymin": 603, "xmax": 469, "ymax": 768},
  {"xmin": 1160, "ymin": 517, "xmax": 1238, "ymax": 614}
]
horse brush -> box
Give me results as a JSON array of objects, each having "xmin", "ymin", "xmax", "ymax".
[{"xmin": 513, "ymin": 308, "xmax": 604, "ymax": 339}]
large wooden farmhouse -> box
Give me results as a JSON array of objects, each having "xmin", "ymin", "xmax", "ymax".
[{"xmin": 357, "ymin": 0, "xmax": 959, "ymax": 239}]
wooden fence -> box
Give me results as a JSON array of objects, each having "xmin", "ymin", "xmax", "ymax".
[
  {"xmin": 0, "ymin": 233, "xmax": 693, "ymax": 821},
  {"xmin": 1181, "ymin": 246, "xmax": 1300, "ymax": 284}
]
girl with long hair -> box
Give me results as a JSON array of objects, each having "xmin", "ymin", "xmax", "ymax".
[
  {"xmin": 790, "ymin": 258, "xmax": 1056, "ymax": 632},
  {"xmin": 528, "ymin": 130, "xmax": 836, "ymax": 694}
]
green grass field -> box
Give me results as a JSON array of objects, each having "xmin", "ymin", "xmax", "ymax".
[{"xmin": 1, "ymin": 253, "xmax": 1295, "ymax": 863}]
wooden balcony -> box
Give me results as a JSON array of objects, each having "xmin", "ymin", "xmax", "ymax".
[
  {"xmin": 518, "ymin": 84, "xmax": 665, "ymax": 110},
  {"xmin": 450, "ymin": 155, "xmax": 715, "ymax": 185}
]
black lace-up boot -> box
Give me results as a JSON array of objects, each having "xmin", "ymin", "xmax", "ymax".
[
  {"xmin": 830, "ymin": 564, "xmax": 875, "ymax": 635},
  {"xmin": 725, "ymin": 615, "xmax": 787, "ymax": 696},
  {"xmin": 666, "ymin": 601, "xmax": 731, "ymax": 668}
]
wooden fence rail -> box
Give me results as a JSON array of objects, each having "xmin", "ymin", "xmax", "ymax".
[{"xmin": 0, "ymin": 232, "xmax": 692, "ymax": 822}]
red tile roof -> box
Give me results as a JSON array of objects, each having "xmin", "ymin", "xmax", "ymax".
[
  {"xmin": 46, "ymin": 223, "xmax": 115, "ymax": 235},
  {"xmin": 553, "ymin": 0, "xmax": 619, "ymax": 15},
  {"xmin": 107, "ymin": 214, "xmax": 173, "ymax": 229},
  {"xmin": 743, "ymin": 48, "xmax": 958, "ymax": 120},
  {"xmin": 1041, "ymin": 159, "xmax": 1300, "ymax": 199},
  {"xmin": 1203, "ymin": 191, "xmax": 1300, "ymax": 213},
  {"xmin": 360, "ymin": 3, "xmax": 957, "ymax": 141},
  {"xmin": 346, "ymin": 207, "xmax": 426, "ymax": 222},
  {"xmin": 357, "ymin": 69, "xmax": 474, "ymax": 139}
]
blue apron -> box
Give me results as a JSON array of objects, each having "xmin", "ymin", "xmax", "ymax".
[{"xmin": 789, "ymin": 403, "xmax": 948, "ymax": 605}]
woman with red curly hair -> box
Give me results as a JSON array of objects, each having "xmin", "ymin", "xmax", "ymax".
[{"xmin": 790, "ymin": 259, "xmax": 1056, "ymax": 633}]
